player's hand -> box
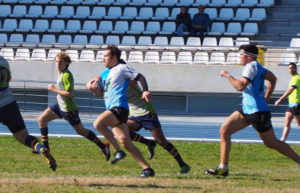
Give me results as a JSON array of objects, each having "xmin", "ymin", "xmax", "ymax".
[
  {"xmin": 274, "ymin": 99, "xmax": 280, "ymax": 107},
  {"xmin": 48, "ymin": 84, "xmax": 56, "ymax": 92},
  {"xmin": 220, "ymin": 70, "xmax": 229, "ymax": 77},
  {"xmin": 142, "ymin": 91, "xmax": 152, "ymax": 102}
]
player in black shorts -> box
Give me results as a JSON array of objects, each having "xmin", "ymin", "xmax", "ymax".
[{"xmin": 0, "ymin": 55, "xmax": 56, "ymax": 171}]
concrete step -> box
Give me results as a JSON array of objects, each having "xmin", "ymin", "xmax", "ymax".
[
  {"xmin": 279, "ymin": 0, "xmax": 300, "ymax": 6},
  {"xmin": 263, "ymin": 26, "xmax": 300, "ymax": 34}
]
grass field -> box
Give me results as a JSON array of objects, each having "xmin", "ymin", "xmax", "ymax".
[{"xmin": 0, "ymin": 136, "xmax": 300, "ymax": 193}]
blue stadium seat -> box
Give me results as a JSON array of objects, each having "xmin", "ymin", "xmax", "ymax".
[
  {"xmin": 64, "ymin": 20, "xmax": 81, "ymax": 33},
  {"xmin": 25, "ymin": 5, "xmax": 43, "ymax": 18},
  {"xmin": 152, "ymin": 7, "xmax": 169, "ymax": 20},
  {"xmin": 42, "ymin": 6, "xmax": 59, "ymax": 19},
  {"xmin": 48, "ymin": 20, "xmax": 65, "ymax": 33},
  {"xmin": 0, "ymin": 19, "xmax": 17, "ymax": 32},
  {"xmin": 0, "ymin": 5, "xmax": 11, "ymax": 18},
  {"xmin": 16, "ymin": 19, "xmax": 33, "ymax": 32},
  {"xmin": 89, "ymin": 7, "xmax": 106, "ymax": 19},
  {"xmin": 136, "ymin": 7, "xmax": 153, "ymax": 20},
  {"xmin": 120, "ymin": 7, "xmax": 137, "ymax": 20},
  {"xmin": 74, "ymin": 6, "xmax": 90, "ymax": 19},
  {"xmin": 80, "ymin": 20, "xmax": 97, "ymax": 33},
  {"xmin": 57, "ymin": 6, "xmax": 75, "ymax": 19},
  {"xmin": 104, "ymin": 6, "xmax": 122, "ymax": 19},
  {"xmin": 32, "ymin": 19, "xmax": 49, "ymax": 33},
  {"xmin": 10, "ymin": 5, "xmax": 27, "ymax": 18},
  {"xmin": 127, "ymin": 21, "xmax": 145, "ymax": 35},
  {"xmin": 143, "ymin": 21, "xmax": 160, "ymax": 35},
  {"xmin": 112, "ymin": 21, "xmax": 129, "ymax": 34},
  {"xmin": 96, "ymin": 20, "xmax": 113, "ymax": 34}
]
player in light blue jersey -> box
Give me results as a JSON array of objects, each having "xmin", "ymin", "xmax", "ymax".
[
  {"xmin": 0, "ymin": 55, "xmax": 56, "ymax": 171},
  {"xmin": 205, "ymin": 44, "xmax": 300, "ymax": 177},
  {"xmin": 87, "ymin": 45, "xmax": 154, "ymax": 177}
]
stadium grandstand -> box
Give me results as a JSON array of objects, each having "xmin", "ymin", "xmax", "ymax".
[{"xmin": 0, "ymin": 0, "xmax": 299, "ymax": 115}]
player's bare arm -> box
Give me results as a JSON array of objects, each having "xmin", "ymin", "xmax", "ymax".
[
  {"xmin": 48, "ymin": 84, "xmax": 74, "ymax": 98},
  {"xmin": 264, "ymin": 70, "xmax": 277, "ymax": 104},
  {"xmin": 221, "ymin": 70, "xmax": 249, "ymax": 91}
]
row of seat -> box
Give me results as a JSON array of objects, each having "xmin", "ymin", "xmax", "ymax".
[
  {"xmin": 0, "ymin": 48, "xmax": 242, "ymax": 65},
  {"xmin": 0, "ymin": 0, "xmax": 275, "ymax": 8},
  {"xmin": 0, "ymin": 5, "xmax": 267, "ymax": 22},
  {"xmin": 0, "ymin": 18, "xmax": 259, "ymax": 36},
  {"xmin": 0, "ymin": 33, "xmax": 250, "ymax": 49}
]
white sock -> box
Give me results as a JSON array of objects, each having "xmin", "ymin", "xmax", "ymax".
[{"xmin": 218, "ymin": 163, "xmax": 228, "ymax": 170}]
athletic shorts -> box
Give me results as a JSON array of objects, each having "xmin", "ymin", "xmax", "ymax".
[
  {"xmin": 128, "ymin": 113, "xmax": 161, "ymax": 131},
  {"xmin": 287, "ymin": 105, "xmax": 300, "ymax": 116},
  {"xmin": 50, "ymin": 103, "xmax": 81, "ymax": 126},
  {"xmin": 238, "ymin": 109, "xmax": 273, "ymax": 133},
  {"xmin": 0, "ymin": 101, "xmax": 26, "ymax": 134},
  {"xmin": 110, "ymin": 106, "xmax": 129, "ymax": 123}
]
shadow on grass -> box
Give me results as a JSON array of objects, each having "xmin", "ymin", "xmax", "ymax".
[{"xmin": 89, "ymin": 182, "xmax": 202, "ymax": 191}]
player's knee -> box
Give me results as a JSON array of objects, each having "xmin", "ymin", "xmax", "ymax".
[
  {"xmin": 219, "ymin": 125, "xmax": 230, "ymax": 138},
  {"xmin": 156, "ymin": 137, "xmax": 167, "ymax": 146},
  {"xmin": 37, "ymin": 115, "xmax": 45, "ymax": 126},
  {"xmin": 93, "ymin": 120, "xmax": 106, "ymax": 131}
]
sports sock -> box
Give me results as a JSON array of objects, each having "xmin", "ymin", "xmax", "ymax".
[
  {"xmin": 40, "ymin": 127, "xmax": 49, "ymax": 149},
  {"xmin": 129, "ymin": 130, "xmax": 154, "ymax": 145},
  {"xmin": 165, "ymin": 142, "xmax": 186, "ymax": 167},
  {"xmin": 218, "ymin": 163, "xmax": 228, "ymax": 170},
  {"xmin": 25, "ymin": 135, "xmax": 42, "ymax": 154},
  {"xmin": 86, "ymin": 130, "xmax": 105, "ymax": 149}
]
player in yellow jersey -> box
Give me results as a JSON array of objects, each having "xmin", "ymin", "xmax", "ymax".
[{"xmin": 275, "ymin": 62, "xmax": 300, "ymax": 141}]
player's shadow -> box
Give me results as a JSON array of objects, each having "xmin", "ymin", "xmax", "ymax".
[{"xmin": 89, "ymin": 183, "xmax": 203, "ymax": 191}]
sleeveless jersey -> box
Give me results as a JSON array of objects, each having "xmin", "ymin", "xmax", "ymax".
[
  {"xmin": 56, "ymin": 69, "xmax": 77, "ymax": 112},
  {"xmin": 0, "ymin": 56, "xmax": 14, "ymax": 108},
  {"xmin": 242, "ymin": 61, "xmax": 269, "ymax": 114},
  {"xmin": 100, "ymin": 64, "xmax": 139, "ymax": 110}
]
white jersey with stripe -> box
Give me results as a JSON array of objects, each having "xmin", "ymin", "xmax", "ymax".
[
  {"xmin": 100, "ymin": 64, "xmax": 139, "ymax": 110},
  {"xmin": 0, "ymin": 56, "xmax": 14, "ymax": 108}
]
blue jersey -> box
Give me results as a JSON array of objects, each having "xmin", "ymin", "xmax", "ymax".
[
  {"xmin": 242, "ymin": 61, "xmax": 269, "ymax": 114},
  {"xmin": 100, "ymin": 64, "xmax": 139, "ymax": 110},
  {"xmin": 0, "ymin": 56, "xmax": 14, "ymax": 108}
]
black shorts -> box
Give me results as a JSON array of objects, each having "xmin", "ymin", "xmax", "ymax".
[
  {"xmin": 0, "ymin": 101, "xmax": 26, "ymax": 134},
  {"xmin": 238, "ymin": 109, "xmax": 273, "ymax": 133},
  {"xmin": 128, "ymin": 113, "xmax": 161, "ymax": 131},
  {"xmin": 110, "ymin": 106, "xmax": 129, "ymax": 123},
  {"xmin": 287, "ymin": 105, "xmax": 300, "ymax": 116},
  {"xmin": 50, "ymin": 103, "xmax": 81, "ymax": 126}
]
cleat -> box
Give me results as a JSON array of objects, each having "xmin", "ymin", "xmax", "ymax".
[
  {"xmin": 32, "ymin": 149, "xmax": 39, "ymax": 154},
  {"xmin": 180, "ymin": 164, "xmax": 190, "ymax": 174},
  {"xmin": 147, "ymin": 141, "xmax": 156, "ymax": 160},
  {"xmin": 111, "ymin": 150, "xmax": 126, "ymax": 164},
  {"xmin": 205, "ymin": 167, "xmax": 229, "ymax": 177},
  {"xmin": 102, "ymin": 142, "xmax": 110, "ymax": 161},
  {"xmin": 140, "ymin": 168, "xmax": 155, "ymax": 178},
  {"xmin": 40, "ymin": 147, "xmax": 57, "ymax": 171}
]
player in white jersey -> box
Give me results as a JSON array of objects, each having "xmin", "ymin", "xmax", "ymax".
[
  {"xmin": 205, "ymin": 44, "xmax": 300, "ymax": 177},
  {"xmin": 87, "ymin": 45, "xmax": 154, "ymax": 177},
  {"xmin": 0, "ymin": 55, "xmax": 56, "ymax": 171}
]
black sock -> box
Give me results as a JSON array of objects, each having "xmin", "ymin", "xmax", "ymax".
[
  {"xmin": 40, "ymin": 127, "xmax": 49, "ymax": 149},
  {"xmin": 87, "ymin": 130, "xmax": 105, "ymax": 149},
  {"xmin": 25, "ymin": 135, "xmax": 42, "ymax": 154},
  {"xmin": 129, "ymin": 130, "xmax": 154, "ymax": 145},
  {"xmin": 165, "ymin": 142, "xmax": 185, "ymax": 167}
]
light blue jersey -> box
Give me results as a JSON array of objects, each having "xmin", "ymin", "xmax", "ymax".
[
  {"xmin": 242, "ymin": 61, "xmax": 269, "ymax": 114},
  {"xmin": 100, "ymin": 64, "xmax": 139, "ymax": 110},
  {"xmin": 0, "ymin": 56, "xmax": 14, "ymax": 108}
]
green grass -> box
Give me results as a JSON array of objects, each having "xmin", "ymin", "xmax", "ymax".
[{"xmin": 0, "ymin": 136, "xmax": 300, "ymax": 192}]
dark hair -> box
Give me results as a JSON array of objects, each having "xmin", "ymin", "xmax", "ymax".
[
  {"xmin": 239, "ymin": 44, "xmax": 258, "ymax": 56},
  {"xmin": 105, "ymin": 45, "xmax": 121, "ymax": 61},
  {"xmin": 289, "ymin": 62, "xmax": 297, "ymax": 68}
]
